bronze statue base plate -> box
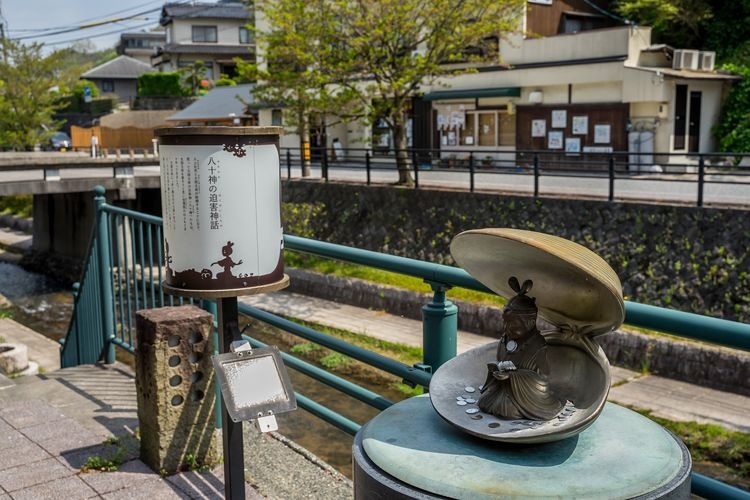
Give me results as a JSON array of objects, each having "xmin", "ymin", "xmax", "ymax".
[{"xmin": 429, "ymin": 339, "xmax": 610, "ymax": 443}]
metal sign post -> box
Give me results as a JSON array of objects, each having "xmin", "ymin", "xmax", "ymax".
[{"xmin": 217, "ymin": 297, "xmax": 245, "ymax": 499}]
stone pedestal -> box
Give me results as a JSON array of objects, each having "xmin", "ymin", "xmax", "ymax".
[
  {"xmin": 135, "ymin": 305, "xmax": 220, "ymax": 474},
  {"xmin": 354, "ymin": 395, "xmax": 691, "ymax": 499},
  {"xmin": 0, "ymin": 343, "xmax": 29, "ymax": 374}
]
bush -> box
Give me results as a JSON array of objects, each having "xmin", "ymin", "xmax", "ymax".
[
  {"xmin": 214, "ymin": 75, "xmax": 237, "ymax": 87},
  {"xmin": 137, "ymin": 72, "xmax": 184, "ymax": 97},
  {"xmin": 73, "ymin": 80, "xmax": 100, "ymax": 100}
]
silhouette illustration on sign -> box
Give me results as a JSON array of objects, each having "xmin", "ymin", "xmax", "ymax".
[{"xmin": 212, "ymin": 241, "xmax": 244, "ymax": 280}]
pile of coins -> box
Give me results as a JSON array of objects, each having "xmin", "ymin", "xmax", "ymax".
[
  {"xmin": 455, "ymin": 386, "xmax": 483, "ymax": 420},
  {"xmin": 454, "ymin": 384, "xmax": 578, "ymax": 430}
]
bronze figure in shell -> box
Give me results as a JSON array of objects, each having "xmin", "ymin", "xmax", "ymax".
[
  {"xmin": 429, "ymin": 228, "xmax": 625, "ymax": 443},
  {"xmin": 478, "ymin": 277, "xmax": 566, "ymax": 420}
]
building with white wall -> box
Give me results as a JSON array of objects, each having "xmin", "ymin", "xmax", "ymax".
[{"xmin": 152, "ymin": 1, "xmax": 254, "ymax": 80}]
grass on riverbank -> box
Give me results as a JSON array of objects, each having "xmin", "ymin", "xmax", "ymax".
[
  {"xmin": 0, "ymin": 195, "xmax": 32, "ymax": 219},
  {"xmin": 633, "ymin": 408, "xmax": 750, "ymax": 487},
  {"xmin": 285, "ymin": 251, "xmax": 505, "ymax": 307}
]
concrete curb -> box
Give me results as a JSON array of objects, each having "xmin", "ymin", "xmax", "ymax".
[{"xmin": 285, "ymin": 267, "xmax": 750, "ymax": 397}]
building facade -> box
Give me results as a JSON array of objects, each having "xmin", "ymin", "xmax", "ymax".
[
  {"xmin": 81, "ymin": 55, "xmax": 154, "ymax": 104},
  {"xmin": 116, "ymin": 32, "xmax": 166, "ymax": 65},
  {"xmin": 152, "ymin": 1, "xmax": 254, "ymax": 80}
]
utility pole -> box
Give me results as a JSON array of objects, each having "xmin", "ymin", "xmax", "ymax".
[{"xmin": 0, "ymin": 0, "xmax": 7, "ymax": 61}]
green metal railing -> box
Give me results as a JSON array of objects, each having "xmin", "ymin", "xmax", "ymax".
[{"xmin": 61, "ymin": 186, "xmax": 750, "ymax": 498}]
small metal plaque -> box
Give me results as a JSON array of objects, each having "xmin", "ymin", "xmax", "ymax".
[{"xmin": 212, "ymin": 346, "xmax": 296, "ymax": 423}]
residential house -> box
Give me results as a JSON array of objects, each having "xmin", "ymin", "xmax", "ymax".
[
  {"xmin": 152, "ymin": 1, "xmax": 254, "ymax": 80},
  {"xmin": 255, "ymin": 0, "xmax": 738, "ymax": 167},
  {"xmin": 116, "ymin": 32, "xmax": 166, "ymax": 65},
  {"xmin": 81, "ymin": 55, "xmax": 154, "ymax": 104}
]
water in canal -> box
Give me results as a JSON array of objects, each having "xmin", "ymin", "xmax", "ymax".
[{"xmin": 0, "ymin": 260, "xmax": 408, "ymax": 478}]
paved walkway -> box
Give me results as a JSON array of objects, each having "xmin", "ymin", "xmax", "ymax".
[
  {"xmin": 242, "ymin": 291, "xmax": 750, "ymax": 433},
  {"xmin": 0, "ymin": 364, "xmax": 352, "ymax": 500}
]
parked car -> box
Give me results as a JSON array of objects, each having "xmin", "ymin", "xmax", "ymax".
[{"xmin": 45, "ymin": 131, "xmax": 72, "ymax": 151}]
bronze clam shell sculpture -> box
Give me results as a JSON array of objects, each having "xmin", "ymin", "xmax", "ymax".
[{"xmin": 429, "ymin": 228, "xmax": 625, "ymax": 443}]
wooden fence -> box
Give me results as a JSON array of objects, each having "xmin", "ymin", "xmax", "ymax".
[{"xmin": 71, "ymin": 126, "xmax": 156, "ymax": 150}]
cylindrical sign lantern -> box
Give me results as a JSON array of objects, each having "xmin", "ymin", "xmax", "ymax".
[{"xmin": 155, "ymin": 126, "xmax": 285, "ymax": 296}]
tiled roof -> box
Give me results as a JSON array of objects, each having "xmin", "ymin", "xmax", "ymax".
[
  {"xmin": 168, "ymin": 84, "xmax": 256, "ymax": 121},
  {"xmin": 81, "ymin": 55, "xmax": 153, "ymax": 80},
  {"xmin": 161, "ymin": 2, "xmax": 251, "ymax": 23},
  {"xmin": 160, "ymin": 43, "xmax": 253, "ymax": 56}
]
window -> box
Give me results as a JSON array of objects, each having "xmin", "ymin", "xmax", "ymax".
[
  {"xmin": 101, "ymin": 80, "xmax": 115, "ymax": 93},
  {"xmin": 239, "ymin": 27, "xmax": 253, "ymax": 44},
  {"xmin": 192, "ymin": 26, "xmax": 217, "ymax": 43},
  {"xmin": 455, "ymin": 111, "xmax": 515, "ymax": 147},
  {"xmin": 478, "ymin": 113, "xmax": 496, "ymax": 146},
  {"xmin": 271, "ymin": 109, "xmax": 283, "ymax": 126}
]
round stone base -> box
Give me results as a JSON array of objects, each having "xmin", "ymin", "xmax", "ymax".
[{"xmin": 0, "ymin": 343, "xmax": 29, "ymax": 375}]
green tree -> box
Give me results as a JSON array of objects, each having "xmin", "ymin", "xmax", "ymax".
[
  {"xmin": 179, "ymin": 60, "xmax": 208, "ymax": 96},
  {"xmin": 714, "ymin": 64, "xmax": 750, "ymax": 153},
  {"xmin": 615, "ymin": 0, "xmax": 712, "ymax": 49},
  {"xmin": 326, "ymin": 0, "xmax": 524, "ymax": 184},
  {"xmin": 0, "ymin": 39, "xmax": 65, "ymax": 150},
  {"xmin": 238, "ymin": 0, "xmax": 353, "ymax": 177}
]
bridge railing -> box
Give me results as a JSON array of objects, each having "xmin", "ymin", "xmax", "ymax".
[{"xmin": 60, "ymin": 187, "xmax": 750, "ymax": 498}]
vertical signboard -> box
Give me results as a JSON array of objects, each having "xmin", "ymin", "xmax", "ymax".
[{"xmin": 156, "ymin": 127, "xmax": 284, "ymax": 294}]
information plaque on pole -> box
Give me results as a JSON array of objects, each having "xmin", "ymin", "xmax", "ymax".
[{"xmin": 155, "ymin": 126, "xmax": 296, "ymax": 500}]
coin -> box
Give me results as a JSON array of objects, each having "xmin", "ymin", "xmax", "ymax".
[
  {"xmin": 465, "ymin": 398, "xmax": 476, "ymax": 404},
  {"xmin": 464, "ymin": 386, "xmax": 475, "ymax": 393},
  {"xmin": 456, "ymin": 400, "xmax": 467, "ymax": 406},
  {"xmin": 465, "ymin": 408, "xmax": 479, "ymax": 414}
]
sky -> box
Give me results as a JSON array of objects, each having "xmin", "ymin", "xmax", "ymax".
[{"xmin": 2, "ymin": 0, "xmax": 166, "ymax": 52}]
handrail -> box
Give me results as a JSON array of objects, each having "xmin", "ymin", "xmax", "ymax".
[
  {"xmin": 285, "ymin": 235, "xmax": 493, "ymax": 293},
  {"xmin": 240, "ymin": 304, "xmax": 432, "ymax": 388}
]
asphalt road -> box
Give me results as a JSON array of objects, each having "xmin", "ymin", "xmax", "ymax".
[{"xmin": 283, "ymin": 163, "xmax": 750, "ymax": 207}]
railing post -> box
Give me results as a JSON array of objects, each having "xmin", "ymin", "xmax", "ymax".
[
  {"xmin": 94, "ymin": 185, "xmax": 116, "ymax": 364},
  {"xmin": 286, "ymin": 149, "xmax": 291, "ymax": 180},
  {"xmin": 365, "ymin": 151, "xmax": 371, "ymax": 185},
  {"xmin": 322, "ymin": 146, "xmax": 329, "ymax": 182},
  {"xmin": 697, "ymin": 156, "xmax": 705, "ymax": 207},
  {"xmin": 422, "ymin": 282, "xmax": 457, "ymax": 374},
  {"xmin": 469, "ymin": 152, "xmax": 475, "ymax": 193},
  {"xmin": 533, "ymin": 154, "xmax": 540, "ymax": 197},
  {"xmin": 412, "ymin": 149, "xmax": 419, "ymax": 189},
  {"xmin": 608, "ymin": 155, "xmax": 615, "ymax": 202}
]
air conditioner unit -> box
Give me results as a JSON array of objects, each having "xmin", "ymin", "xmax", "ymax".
[
  {"xmin": 673, "ymin": 49, "xmax": 699, "ymax": 70},
  {"xmin": 699, "ymin": 51, "xmax": 715, "ymax": 72}
]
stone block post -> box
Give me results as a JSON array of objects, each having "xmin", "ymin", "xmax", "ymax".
[{"xmin": 135, "ymin": 305, "xmax": 220, "ymax": 474}]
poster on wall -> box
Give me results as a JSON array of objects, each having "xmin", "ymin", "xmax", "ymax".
[
  {"xmin": 532, "ymin": 119, "xmax": 546, "ymax": 138},
  {"xmin": 552, "ymin": 110, "xmax": 567, "ymax": 128},
  {"xmin": 449, "ymin": 109, "xmax": 466, "ymax": 129},
  {"xmin": 548, "ymin": 131, "xmax": 564, "ymax": 149},
  {"xmin": 565, "ymin": 137, "xmax": 581, "ymax": 155},
  {"xmin": 572, "ymin": 116, "xmax": 588, "ymax": 135},
  {"xmin": 594, "ymin": 124, "xmax": 611, "ymax": 144}
]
